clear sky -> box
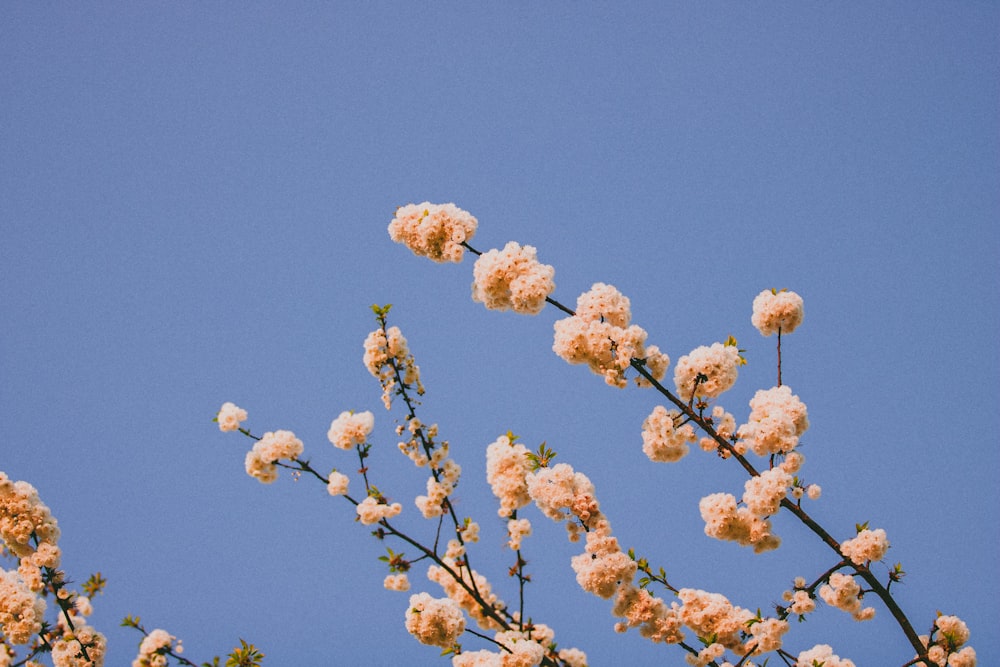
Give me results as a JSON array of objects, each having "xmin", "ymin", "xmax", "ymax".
[{"xmin": 2, "ymin": 3, "xmax": 997, "ymax": 665}]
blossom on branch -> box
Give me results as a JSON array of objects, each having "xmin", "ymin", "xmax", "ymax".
[
  {"xmin": 244, "ymin": 430, "xmax": 303, "ymax": 484},
  {"xmin": 404, "ymin": 592, "xmax": 466, "ymax": 648},
  {"xmin": 216, "ymin": 402, "xmax": 248, "ymax": 432},
  {"xmin": 132, "ymin": 628, "xmax": 181, "ymax": 667},
  {"xmin": 641, "ymin": 405, "xmax": 696, "ymax": 463},
  {"xmin": 389, "ymin": 202, "xmax": 478, "ymax": 263},
  {"xmin": 819, "ymin": 572, "xmax": 875, "ymax": 621},
  {"xmin": 327, "ymin": 410, "xmax": 375, "ymax": 450},
  {"xmin": 485, "ymin": 434, "xmax": 533, "ymax": 518},
  {"xmin": 673, "ymin": 342, "xmax": 741, "ymax": 402},
  {"xmin": 0, "ymin": 568, "xmax": 46, "ymax": 644},
  {"xmin": 737, "ymin": 386, "xmax": 809, "ymax": 457},
  {"xmin": 795, "ymin": 644, "xmax": 856, "ymax": 667},
  {"xmin": 751, "ymin": 289, "xmax": 804, "ymax": 337},
  {"xmin": 840, "ymin": 528, "xmax": 890, "ymax": 566},
  {"xmin": 552, "ymin": 283, "xmax": 669, "ymax": 388},
  {"xmin": 471, "ymin": 241, "xmax": 555, "ymax": 315}
]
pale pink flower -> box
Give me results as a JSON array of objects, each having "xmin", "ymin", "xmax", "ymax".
[
  {"xmin": 641, "ymin": 406, "xmax": 696, "ymax": 463},
  {"xmin": 674, "ymin": 343, "xmax": 741, "ymax": 401},
  {"xmin": 383, "ymin": 574, "xmax": 411, "ymax": 592},
  {"xmin": 356, "ymin": 496, "xmax": 402, "ymax": 525},
  {"xmin": 327, "ymin": 411, "xmax": 375, "ymax": 450},
  {"xmin": 737, "ymin": 386, "xmax": 809, "ymax": 456},
  {"xmin": 471, "ymin": 241, "xmax": 555, "ymax": 315},
  {"xmin": 405, "ymin": 592, "xmax": 466, "ymax": 647},
  {"xmin": 0, "ymin": 568, "xmax": 46, "ymax": 644},
  {"xmin": 326, "ymin": 471, "xmax": 349, "ymax": 496},
  {"xmin": 216, "ymin": 402, "xmax": 247, "ymax": 432},
  {"xmin": 840, "ymin": 528, "xmax": 890, "ymax": 565},
  {"xmin": 389, "ymin": 202, "xmax": 477, "ymax": 263},
  {"xmin": 751, "ymin": 289, "xmax": 804, "ymax": 336},
  {"xmin": 795, "ymin": 645, "xmax": 855, "ymax": 667},
  {"xmin": 819, "ymin": 572, "xmax": 874, "ymax": 621}
]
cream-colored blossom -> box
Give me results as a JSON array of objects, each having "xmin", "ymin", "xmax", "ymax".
[
  {"xmin": 486, "ymin": 435, "xmax": 533, "ymax": 518},
  {"xmin": 552, "ymin": 283, "xmax": 667, "ymax": 388},
  {"xmin": 673, "ymin": 343, "xmax": 740, "ymax": 401},
  {"xmin": 737, "ymin": 386, "xmax": 809, "ymax": 456},
  {"xmin": 819, "ymin": 572, "xmax": 874, "ymax": 621},
  {"xmin": 840, "ymin": 528, "xmax": 890, "ymax": 565},
  {"xmin": 216, "ymin": 402, "xmax": 247, "ymax": 432},
  {"xmin": 0, "ymin": 568, "xmax": 46, "ymax": 644},
  {"xmin": 427, "ymin": 558, "xmax": 504, "ymax": 631},
  {"xmin": 677, "ymin": 588, "xmax": 753, "ymax": 650},
  {"xmin": 796, "ymin": 644, "xmax": 855, "ymax": 667},
  {"xmin": 327, "ymin": 411, "xmax": 375, "ymax": 450},
  {"xmin": 244, "ymin": 430, "xmax": 303, "ymax": 484},
  {"xmin": 384, "ymin": 574, "xmax": 411, "ymax": 592},
  {"xmin": 326, "ymin": 471, "xmax": 349, "ymax": 496},
  {"xmin": 752, "ymin": 289, "xmax": 804, "ymax": 337},
  {"xmin": 356, "ymin": 496, "xmax": 402, "ymax": 525},
  {"xmin": 52, "ymin": 624, "xmax": 106, "ymax": 667},
  {"xmin": 641, "ymin": 406, "xmax": 696, "ymax": 463},
  {"xmin": 389, "ymin": 202, "xmax": 477, "ymax": 263},
  {"xmin": 133, "ymin": 628, "xmax": 180, "ymax": 667},
  {"xmin": 471, "ymin": 241, "xmax": 555, "ymax": 315},
  {"xmin": 405, "ymin": 592, "xmax": 466, "ymax": 647}
]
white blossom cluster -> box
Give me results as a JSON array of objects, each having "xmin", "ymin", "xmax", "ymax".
[
  {"xmin": 641, "ymin": 405, "xmax": 697, "ymax": 463},
  {"xmin": 0, "ymin": 472, "xmax": 61, "ymax": 592},
  {"xmin": 388, "ymin": 202, "xmax": 478, "ymax": 263},
  {"xmin": 471, "ymin": 241, "xmax": 555, "ymax": 315},
  {"xmin": 363, "ymin": 324, "xmax": 423, "ymax": 410},
  {"xmin": 404, "ymin": 592, "xmax": 466, "ymax": 648},
  {"xmin": 51, "ymin": 623, "xmax": 107, "ymax": 667},
  {"xmin": 485, "ymin": 435, "xmax": 533, "ymax": 518},
  {"xmin": 751, "ymin": 289, "xmax": 804, "ymax": 337},
  {"xmin": 552, "ymin": 283, "xmax": 669, "ymax": 388},
  {"xmin": 737, "ymin": 385, "xmax": 809, "ymax": 457},
  {"xmin": 840, "ymin": 527, "xmax": 890, "ymax": 566},
  {"xmin": 132, "ymin": 628, "xmax": 182, "ymax": 667},
  {"xmin": 243, "ymin": 429, "xmax": 304, "ymax": 484},
  {"xmin": 819, "ymin": 572, "xmax": 875, "ymax": 621},
  {"xmin": 327, "ymin": 410, "xmax": 375, "ymax": 450},
  {"xmin": 0, "ymin": 567, "xmax": 45, "ymax": 645},
  {"xmin": 918, "ymin": 615, "xmax": 976, "ymax": 667},
  {"xmin": 673, "ymin": 342, "xmax": 741, "ymax": 402},
  {"xmin": 216, "ymin": 401, "xmax": 247, "ymax": 432},
  {"xmin": 795, "ymin": 644, "xmax": 855, "ymax": 667}
]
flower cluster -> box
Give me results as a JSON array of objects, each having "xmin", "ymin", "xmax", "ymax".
[
  {"xmin": 751, "ymin": 289, "xmax": 804, "ymax": 337},
  {"xmin": 244, "ymin": 430, "xmax": 304, "ymax": 484},
  {"xmin": 327, "ymin": 410, "xmax": 375, "ymax": 450},
  {"xmin": 132, "ymin": 628, "xmax": 182, "ymax": 667},
  {"xmin": 50, "ymin": 623, "xmax": 107, "ymax": 667},
  {"xmin": 677, "ymin": 588, "xmax": 755, "ymax": 651},
  {"xmin": 363, "ymin": 323, "xmax": 423, "ymax": 410},
  {"xmin": 388, "ymin": 202, "xmax": 478, "ymax": 263},
  {"xmin": 840, "ymin": 527, "xmax": 890, "ymax": 565},
  {"xmin": 918, "ymin": 614, "xmax": 976, "ymax": 666},
  {"xmin": 216, "ymin": 402, "xmax": 247, "ymax": 432},
  {"xmin": 699, "ymin": 491, "xmax": 780, "ymax": 554},
  {"xmin": 0, "ymin": 567, "xmax": 46, "ymax": 644},
  {"xmin": 737, "ymin": 385, "xmax": 809, "ymax": 457},
  {"xmin": 795, "ymin": 644, "xmax": 855, "ymax": 667},
  {"xmin": 819, "ymin": 572, "xmax": 875, "ymax": 621},
  {"xmin": 0, "ymin": 472, "xmax": 61, "ymax": 591},
  {"xmin": 326, "ymin": 471, "xmax": 349, "ymax": 496},
  {"xmin": 404, "ymin": 592, "xmax": 466, "ymax": 648},
  {"xmin": 485, "ymin": 435, "xmax": 533, "ymax": 518},
  {"xmin": 471, "ymin": 241, "xmax": 555, "ymax": 315},
  {"xmin": 641, "ymin": 405, "xmax": 696, "ymax": 463},
  {"xmin": 427, "ymin": 557, "xmax": 505, "ymax": 631},
  {"xmin": 781, "ymin": 578, "xmax": 817, "ymax": 617},
  {"xmin": 673, "ymin": 342, "xmax": 741, "ymax": 402},
  {"xmin": 552, "ymin": 283, "xmax": 669, "ymax": 388},
  {"xmin": 356, "ymin": 495, "xmax": 403, "ymax": 525}
]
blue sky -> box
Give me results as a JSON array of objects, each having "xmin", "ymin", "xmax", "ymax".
[{"xmin": 2, "ymin": 3, "xmax": 997, "ymax": 665}]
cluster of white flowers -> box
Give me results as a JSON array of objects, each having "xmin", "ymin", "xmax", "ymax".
[
  {"xmin": 781, "ymin": 578, "xmax": 817, "ymax": 617},
  {"xmin": 327, "ymin": 410, "xmax": 375, "ymax": 450},
  {"xmin": 356, "ymin": 495, "xmax": 403, "ymax": 526},
  {"xmin": 506, "ymin": 518, "xmax": 531, "ymax": 551},
  {"xmin": 677, "ymin": 588, "xmax": 755, "ymax": 651},
  {"xmin": 471, "ymin": 241, "xmax": 555, "ymax": 315},
  {"xmin": 641, "ymin": 405, "xmax": 697, "ymax": 463},
  {"xmin": 427, "ymin": 557, "xmax": 505, "ymax": 631},
  {"xmin": 0, "ymin": 472, "xmax": 61, "ymax": 592},
  {"xmin": 699, "ymin": 492, "xmax": 780, "ymax": 554},
  {"xmin": 525, "ymin": 463, "xmax": 601, "ymax": 540},
  {"xmin": 363, "ymin": 323, "xmax": 423, "ymax": 410},
  {"xmin": 819, "ymin": 572, "xmax": 875, "ymax": 621},
  {"xmin": 751, "ymin": 289, "xmax": 804, "ymax": 337},
  {"xmin": 795, "ymin": 644, "xmax": 855, "ymax": 667},
  {"xmin": 326, "ymin": 470, "xmax": 349, "ymax": 496},
  {"xmin": 611, "ymin": 584, "xmax": 684, "ymax": 644},
  {"xmin": 415, "ymin": 458, "xmax": 462, "ymax": 520},
  {"xmin": 388, "ymin": 202, "xmax": 478, "ymax": 263},
  {"xmin": 737, "ymin": 385, "xmax": 809, "ymax": 456},
  {"xmin": 404, "ymin": 592, "xmax": 466, "ymax": 648},
  {"xmin": 840, "ymin": 527, "xmax": 890, "ymax": 565},
  {"xmin": 216, "ymin": 401, "xmax": 247, "ymax": 432},
  {"xmin": 673, "ymin": 342, "xmax": 741, "ymax": 402},
  {"xmin": 485, "ymin": 435, "xmax": 533, "ymax": 518},
  {"xmin": 552, "ymin": 283, "xmax": 669, "ymax": 388},
  {"xmin": 243, "ymin": 430, "xmax": 304, "ymax": 484},
  {"xmin": 50, "ymin": 623, "xmax": 107, "ymax": 667},
  {"xmin": 918, "ymin": 614, "xmax": 976, "ymax": 666},
  {"xmin": 699, "ymin": 405, "xmax": 737, "ymax": 454},
  {"xmin": 132, "ymin": 628, "xmax": 181, "ymax": 667},
  {"xmin": 0, "ymin": 567, "xmax": 46, "ymax": 644},
  {"xmin": 384, "ymin": 573, "xmax": 411, "ymax": 592}
]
